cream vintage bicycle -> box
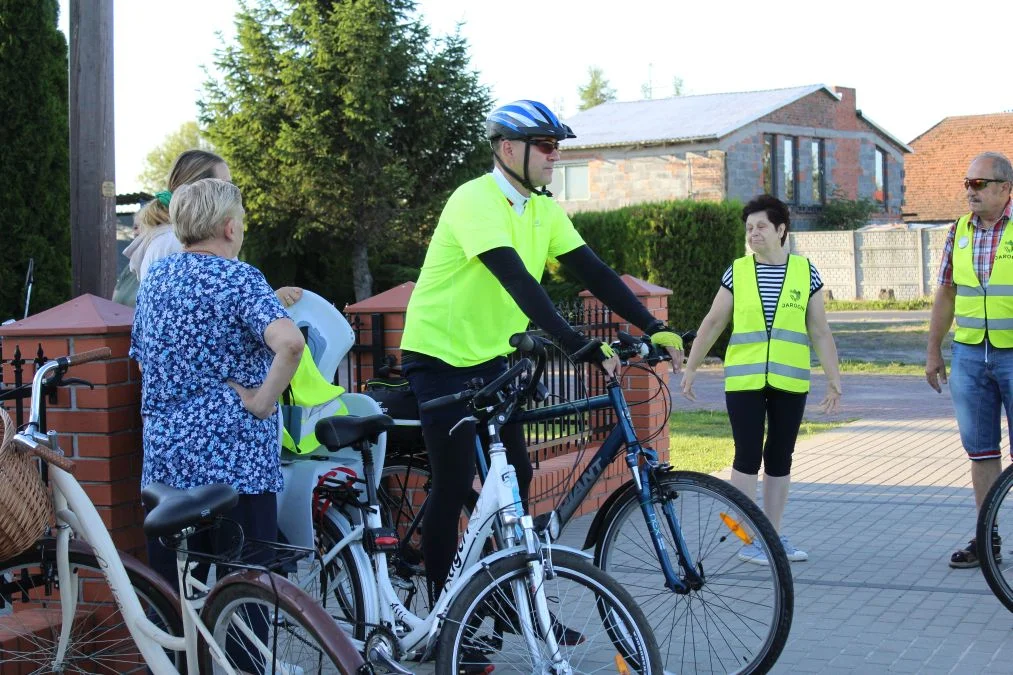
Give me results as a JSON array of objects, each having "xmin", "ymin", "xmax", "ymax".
[{"xmin": 0, "ymin": 348, "xmax": 369, "ymax": 674}]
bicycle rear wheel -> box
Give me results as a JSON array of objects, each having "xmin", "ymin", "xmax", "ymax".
[
  {"xmin": 0, "ymin": 537, "xmax": 184, "ymax": 673},
  {"xmin": 977, "ymin": 463, "xmax": 1013, "ymax": 612},
  {"xmin": 200, "ymin": 569, "xmax": 365, "ymax": 674},
  {"xmin": 436, "ymin": 549, "xmax": 662, "ymax": 673},
  {"xmin": 595, "ymin": 471, "xmax": 793, "ymax": 674}
]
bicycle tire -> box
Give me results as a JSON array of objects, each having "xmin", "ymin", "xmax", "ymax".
[
  {"xmin": 595, "ymin": 471, "xmax": 793, "ymax": 675},
  {"xmin": 200, "ymin": 568, "xmax": 366, "ymax": 674},
  {"xmin": 312, "ymin": 509, "xmax": 367, "ymax": 639},
  {"xmin": 377, "ymin": 461, "xmax": 475, "ymax": 617},
  {"xmin": 977, "ymin": 463, "xmax": 1013, "ymax": 612},
  {"xmin": 0, "ymin": 537, "xmax": 184, "ymax": 673},
  {"xmin": 435, "ymin": 549, "xmax": 663, "ymax": 673}
]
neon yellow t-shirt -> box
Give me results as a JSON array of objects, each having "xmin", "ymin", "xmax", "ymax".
[{"xmin": 401, "ymin": 174, "xmax": 585, "ymax": 367}]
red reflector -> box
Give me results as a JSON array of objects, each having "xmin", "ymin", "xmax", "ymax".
[{"xmin": 375, "ymin": 536, "xmax": 398, "ymax": 546}]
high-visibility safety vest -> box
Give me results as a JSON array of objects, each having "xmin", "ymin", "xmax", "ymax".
[
  {"xmin": 280, "ymin": 345, "xmax": 348, "ymax": 454},
  {"xmin": 724, "ymin": 254, "xmax": 812, "ymax": 393},
  {"xmin": 952, "ymin": 214, "xmax": 1013, "ymax": 347}
]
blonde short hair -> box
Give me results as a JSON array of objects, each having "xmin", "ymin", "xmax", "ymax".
[{"xmin": 169, "ymin": 178, "xmax": 244, "ymax": 246}]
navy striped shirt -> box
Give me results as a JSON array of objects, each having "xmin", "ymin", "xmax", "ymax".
[{"xmin": 721, "ymin": 259, "xmax": 824, "ymax": 331}]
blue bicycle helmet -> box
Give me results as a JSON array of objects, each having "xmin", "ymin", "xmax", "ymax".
[{"xmin": 486, "ymin": 100, "xmax": 576, "ymax": 141}]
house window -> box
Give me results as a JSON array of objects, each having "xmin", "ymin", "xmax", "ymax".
[
  {"xmin": 783, "ymin": 137, "xmax": 797, "ymax": 203},
  {"xmin": 874, "ymin": 147, "xmax": 887, "ymax": 207},
  {"xmin": 811, "ymin": 139, "xmax": 825, "ymax": 203},
  {"xmin": 550, "ymin": 164, "xmax": 590, "ymax": 201},
  {"xmin": 762, "ymin": 134, "xmax": 775, "ymax": 195}
]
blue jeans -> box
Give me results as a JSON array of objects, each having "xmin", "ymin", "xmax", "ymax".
[{"xmin": 950, "ymin": 341, "xmax": 1013, "ymax": 460}]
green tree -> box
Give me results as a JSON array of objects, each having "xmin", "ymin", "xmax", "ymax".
[
  {"xmin": 200, "ymin": 0, "xmax": 492, "ymax": 303},
  {"xmin": 138, "ymin": 121, "xmax": 213, "ymax": 192},
  {"xmin": 577, "ymin": 66, "xmax": 616, "ymax": 111},
  {"xmin": 0, "ymin": 0, "xmax": 71, "ymax": 320}
]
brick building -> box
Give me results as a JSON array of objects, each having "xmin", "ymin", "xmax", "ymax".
[
  {"xmin": 554, "ymin": 84, "xmax": 910, "ymax": 230},
  {"xmin": 904, "ymin": 112, "xmax": 1013, "ymax": 225}
]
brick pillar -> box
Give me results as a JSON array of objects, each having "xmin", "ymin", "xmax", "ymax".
[
  {"xmin": 344, "ymin": 282, "xmax": 414, "ymax": 389},
  {"xmin": 580, "ymin": 275, "xmax": 673, "ymax": 462},
  {"xmin": 0, "ymin": 294, "xmax": 144, "ymax": 558}
]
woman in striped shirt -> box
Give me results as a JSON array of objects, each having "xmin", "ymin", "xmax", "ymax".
[{"xmin": 680, "ymin": 195, "xmax": 842, "ymax": 565}]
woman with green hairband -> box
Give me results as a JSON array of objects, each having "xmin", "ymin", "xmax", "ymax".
[{"xmin": 127, "ymin": 149, "xmax": 303, "ymax": 309}]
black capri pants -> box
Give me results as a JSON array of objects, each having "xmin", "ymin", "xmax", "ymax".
[
  {"xmin": 725, "ymin": 386, "xmax": 808, "ymax": 477},
  {"xmin": 403, "ymin": 354, "xmax": 531, "ymax": 595}
]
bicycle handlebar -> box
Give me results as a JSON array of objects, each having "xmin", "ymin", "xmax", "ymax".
[
  {"xmin": 63, "ymin": 347, "xmax": 112, "ymax": 367},
  {"xmin": 419, "ymin": 358, "xmax": 533, "ymax": 414}
]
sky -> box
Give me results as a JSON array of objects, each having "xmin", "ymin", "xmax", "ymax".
[{"xmin": 57, "ymin": 0, "xmax": 1013, "ymax": 195}]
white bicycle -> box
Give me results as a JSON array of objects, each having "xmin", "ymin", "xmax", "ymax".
[
  {"xmin": 0, "ymin": 348, "xmax": 369, "ymax": 674},
  {"xmin": 296, "ymin": 355, "xmax": 662, "ymax": 673}
]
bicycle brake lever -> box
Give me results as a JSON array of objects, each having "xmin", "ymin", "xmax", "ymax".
[
  {"xmin": 449, "ymin": 415, "xmax": 479, "ymax": 436},
  {"xmin": 61, "ymin": 377, "xmax": 95, "ymax": 390}
]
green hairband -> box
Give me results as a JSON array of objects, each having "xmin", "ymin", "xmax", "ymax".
[{"xmin": 155, "ymin": 190, "xmax": 172, "ymax": 207}]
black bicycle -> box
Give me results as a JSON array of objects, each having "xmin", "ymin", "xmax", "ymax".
[{"xmin": 362, "ymin": 332, "xmax": 793, "ymax": 674}]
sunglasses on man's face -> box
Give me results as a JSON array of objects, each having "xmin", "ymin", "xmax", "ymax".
[
  {"xmin": 527, "ymin": 139, "xmax": 561, "ymax": 154},
  {"xmin": 964, "ymin": 178, "xmax": 1008, "ymax": 191}
]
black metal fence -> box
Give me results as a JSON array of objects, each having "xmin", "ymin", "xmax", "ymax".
[
  {"xmin": 0, "ymin": 342, "xmax": 50, "ymax": 430},
  {"xmin": 340, "ymin": 301, "xmax": 619, "ymax": 464}
]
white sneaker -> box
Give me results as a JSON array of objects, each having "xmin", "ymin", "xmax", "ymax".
[
  {"xmin": 780, "ymin": 536, "xmax": 808, "ymax": 562},
  {"xmin": 737, "ymin": 543, "xmax": 769, "ymax": 565}
]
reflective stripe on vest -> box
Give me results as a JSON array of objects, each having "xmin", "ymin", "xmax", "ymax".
[
  {"xmin": 724, "ymin": 254, "xmax": 812, "ymax": 393},
  {"xmin": 953, "ymin": 214, "xmax": 1013, "ymax": 347}
]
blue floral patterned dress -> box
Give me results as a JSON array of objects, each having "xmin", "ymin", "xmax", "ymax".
[{"xmin": 130, "ymin": 253, "xmax": 288, "ymax": 494}]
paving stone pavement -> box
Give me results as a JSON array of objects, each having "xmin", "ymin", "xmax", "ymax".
[
  {"xmin": 666, "ymin": 368, "xmax": 1013, "ymax": 674},
  {"xmin": 409, "ymin": 368, "xmax": 1013, "ymax": 673}
]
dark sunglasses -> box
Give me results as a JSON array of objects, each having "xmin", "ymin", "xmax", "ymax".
[
  {"xmin": 964, "ymin": 178, "xmax": 1008, "ymax": 190},
  {"xmin": 527, "ymin": 139, "xmax": 560, "ymax": 154}
]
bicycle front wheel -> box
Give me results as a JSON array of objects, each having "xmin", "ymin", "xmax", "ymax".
[
  {"xmin": 596, "ymin": 471, "xmax": 793, "ymax": 674},
  {"xmin": 436, "ymin": 549, "xmax": 662, "ymax": 673},
  {"xmin": 200, "ymin": 569, "xmax": 365, "ymax": 674},
  {"xmin": 0, "ymin": 537, "xmax": 184, "ymax": 673},
  {"xmin": 977, "ymin": 463, "xmax": 1013, "ymax": 612}
]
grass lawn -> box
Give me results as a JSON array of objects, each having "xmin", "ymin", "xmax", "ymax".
[{"xmin": 669, "ymin": 410, "xmax": 848, "ymax": 475}]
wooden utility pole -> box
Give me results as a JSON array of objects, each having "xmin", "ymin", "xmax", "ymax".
[{"xmin": 69, "ymin": 0, "xmax": 116, "ymax": 298}]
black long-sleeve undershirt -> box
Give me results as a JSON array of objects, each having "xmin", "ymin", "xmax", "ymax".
[
  {"xmin": 477, "ymin": 245, "xmax": 664, "ymax": 354},
  {"xmin": 555, "ymin": 246, "xmax": 661, "ymax": 331}
]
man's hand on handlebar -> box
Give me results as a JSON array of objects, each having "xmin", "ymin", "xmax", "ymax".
[{"xmin": 650, "ymin": 330, "xmax": 685, "ymax": 374}]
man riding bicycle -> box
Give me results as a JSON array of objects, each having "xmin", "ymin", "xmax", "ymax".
[{"xmin": 400, "ymin": 99, "xmax": 684, "ymax": 609}]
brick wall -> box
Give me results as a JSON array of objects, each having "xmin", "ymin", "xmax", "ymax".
[{"xmin": 557, "ymin": 150, "xmax": 725, "ymax": 215}]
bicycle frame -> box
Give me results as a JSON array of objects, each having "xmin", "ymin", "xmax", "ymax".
[
  {"xmin": 311, "ymin": 414, "xmax": 572, "ymax": 662},
  {"xmin": 14, "ymin": 356, "xmax": 326, "ymax": 675}
]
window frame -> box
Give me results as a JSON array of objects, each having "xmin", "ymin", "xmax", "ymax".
[
  {"xmin": 783, "ymin": 136, "xmax": 798, "ymax": 204},
  {"xmin": 874, "ymin": 147, "xmax": 888, "ymax": 208},
  {"xmin": 762, "ymin": 134, "xmax": 776, "ymax": 196},
  {"xmin": 811, "ymin": 138, "xmax": 825, "ymax": 204}
]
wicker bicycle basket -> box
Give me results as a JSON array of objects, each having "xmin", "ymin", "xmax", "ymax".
[{"xmin": 0, "ymin": 406, "xmax": 53, "ymax": 560}]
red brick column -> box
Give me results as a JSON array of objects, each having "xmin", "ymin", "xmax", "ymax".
[
  {"xmin": 0, "ymin": 294, "xmax": 144, "ymax": 558},
  {"xmin": 580, "ymin": 275, "xmax": 674, "ymax": 462},
  {"xmin": 344, "ymin": 282, "xmax": 414, "ymax": 390}
]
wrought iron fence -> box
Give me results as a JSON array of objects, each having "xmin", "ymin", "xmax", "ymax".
[{"xmin": 0, "ymin": 342, "xmax": 50, "ymax": 430}]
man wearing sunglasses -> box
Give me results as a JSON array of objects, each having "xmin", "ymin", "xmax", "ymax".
[
  {"xmin": 399, "ymin": 100, "xmax": 685, "ymax": 636},
  {"xmin": 927, "ymin": 151, "xmax": 1013, "ymax": 568}
]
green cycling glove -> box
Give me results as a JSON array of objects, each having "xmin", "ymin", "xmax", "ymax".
[{"xmin": 651, "ymin": 330, "xmax": 683, "ymax": 351}]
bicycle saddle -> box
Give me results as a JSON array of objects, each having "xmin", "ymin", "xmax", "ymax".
[
  {"xmin": 141, "ymin": 483, "xmax": 239, "ymax": 538},
  {"xmin": 315, "ymin": 414, "xmax": 394, "ymax": 451}
]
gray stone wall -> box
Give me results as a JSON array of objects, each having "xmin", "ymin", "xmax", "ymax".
[{"xmin": 789, "ymin": 227, "xmax": 951, "ymax": 300}]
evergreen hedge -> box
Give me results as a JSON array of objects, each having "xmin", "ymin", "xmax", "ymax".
[
  {"xmin": 549, "ymin": 200, "xmax": 744, "ymax": 357},
  {"xmin": 0, "ymin": 0, "xmax": 71, "ymax": 321}
]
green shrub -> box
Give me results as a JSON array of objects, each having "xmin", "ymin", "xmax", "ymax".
[
  {"xmin": 817, "ymin": 187, "xmax": 877, "ymax": 231},
  {"xmin": 552, "ymin": 200, "xmax": 743, "ymax": 357},
  {"xmin": 0, "ymin": 0, "xmax": 72, "ymax": 320}
]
